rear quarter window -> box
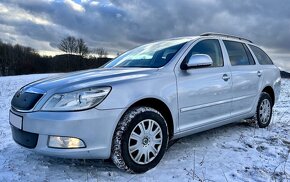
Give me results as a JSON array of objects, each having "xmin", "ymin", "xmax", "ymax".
[{"xmin": 249, "ymin": 45, "xmax": 273, "ymax": 65}]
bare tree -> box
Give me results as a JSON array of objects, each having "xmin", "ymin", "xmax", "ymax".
[
  {"xmin": 58, "ymin": 36, "xmax": 77, "ymax": 54},
  {"xmin": 76, "ymin": 38, "xmax": 89, "ymax": 57},
  {"xmin": 94, "ymin": 48, "xmax": 108, "ymax": 58}
]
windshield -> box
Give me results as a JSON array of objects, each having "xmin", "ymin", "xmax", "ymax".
[{"xmin": 104, "ymin": 38, "xmax": 190, "ymax": 68}]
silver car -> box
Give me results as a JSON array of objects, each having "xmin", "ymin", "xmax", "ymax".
[{"xmin": 9, "ymin": 33, "xmax": 281, "ymax": 173}]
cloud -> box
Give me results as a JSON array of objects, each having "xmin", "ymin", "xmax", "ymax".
[
  {"xmin": 90, "ymin": 1, "xmax": 100, "ymax": 6},
  {"xmin": 64, "ymin": 0, "xmax": 85, "ymax": 12},
  {"xmin": 0, "ymin": 3, "xmax": 51, "ymax": 25},
  {"xmin": 0, "ymin": 0, "xmax": 289, "ymax": 70}
]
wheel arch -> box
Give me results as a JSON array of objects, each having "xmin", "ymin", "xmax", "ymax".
[
  {"xmin": 127, "ymin": 98, "xmax": 175, "ymax": 139},
  {"xmin": 261, "ymin": 86, "xmax": 275, "ymax": 104}
]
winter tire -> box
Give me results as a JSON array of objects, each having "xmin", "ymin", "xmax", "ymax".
[
  {"xmin": 256, "ymin": 92, "xmax": 273, "ymax": 128},
  {"xmin": 111, "ymin": 107, "xmax": 169, "ymax": 173}
]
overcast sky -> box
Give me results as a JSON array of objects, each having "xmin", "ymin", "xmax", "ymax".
[{"xmin": 0, "ymin": 0, "xmax": 290, "ymax": 71}]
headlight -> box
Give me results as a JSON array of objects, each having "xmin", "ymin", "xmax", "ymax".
[{"xmin": 42, "ymin": 87, "xmax": 111, "ymax": 111}]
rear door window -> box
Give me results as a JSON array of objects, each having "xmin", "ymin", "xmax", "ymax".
[
  {"xmin": 249, "ymin": 45, "xmax": 273, "ymax": 65},
  {"xmin": 223, "ymin": 40, "xmax": 252, "ymax": 66}
]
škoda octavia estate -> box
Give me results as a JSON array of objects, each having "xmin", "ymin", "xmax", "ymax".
[{"xmin": 10, "ymin": 33, "xmax": 281, "ymax": 173}]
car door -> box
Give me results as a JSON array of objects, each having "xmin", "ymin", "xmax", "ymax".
[
  {"xmin": 175, "ymin": 39, "xmax": 232, "ymax": 132},
  {"xmin": 221, "ymin": 40, "xmax": 261, "ymax": 117}
]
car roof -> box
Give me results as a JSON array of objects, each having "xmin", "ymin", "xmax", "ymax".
[{"xmin": 152, "ymin": 33, "xmax": 259, "ymax": 47}]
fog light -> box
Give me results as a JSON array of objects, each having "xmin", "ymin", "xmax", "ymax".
[{"xmin": 48, "ymin": 136, "xmax": 86, "ymax": 149}]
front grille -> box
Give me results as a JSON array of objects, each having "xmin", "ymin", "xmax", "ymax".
[
  {"xmin": 11, "ymin": 91, "xmax": 43, "ymax": 111},
  {"xmin": 11, "ymin": 125, "xmax": 39, "ymax": 149}
]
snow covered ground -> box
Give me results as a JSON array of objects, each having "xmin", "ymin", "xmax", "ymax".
[{"xmin": 0, "ymin": 74, "xmax": 289, "ymax": 182}]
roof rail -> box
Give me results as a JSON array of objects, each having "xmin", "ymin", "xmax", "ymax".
[{"xmin": 200, "ymin": 32, "xmax": 253, "ymax": 43}]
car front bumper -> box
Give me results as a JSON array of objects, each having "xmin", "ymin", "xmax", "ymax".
[{"xmin": 10, "ymin": 108, "xmax": 124, "ymax": 159}]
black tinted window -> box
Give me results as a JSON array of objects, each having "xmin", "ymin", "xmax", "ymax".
[
  {"xmin": 223, "ymin": 40, "xmax": 251, "ymax": 66},
  {"xmin": 249, "ymin": 45, "xmax": 273, "ymax": 65},
  {"xmin": 185, "ymin": 39, "xmax": 224, "ymax": 67}
]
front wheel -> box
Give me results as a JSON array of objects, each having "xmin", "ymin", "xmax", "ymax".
[
  {"xmin": 111, "ymin": 107, "xmax": 169, "ymax": 173},
  {"xmin": 256, "ymin": 92, "xmax": 273, "ymax": 128}
]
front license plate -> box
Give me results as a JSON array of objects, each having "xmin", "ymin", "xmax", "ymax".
[{"xmin": 9, "ymin": 111, "xmax": 23, "ymax": 129}]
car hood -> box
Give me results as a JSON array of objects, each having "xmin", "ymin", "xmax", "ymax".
[{"xmin": 25, "ymin": 67, "xmax": 158, "ymax": 93}]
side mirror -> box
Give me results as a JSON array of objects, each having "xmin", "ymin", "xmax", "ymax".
[{"xmin": 182, "ymin": 54, "xmax": 213, "ymax": 70}]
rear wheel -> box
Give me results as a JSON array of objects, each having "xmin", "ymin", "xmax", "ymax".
[
  {"xmin": 111, "ymin": 107, "xmax": 169, "ymax": 173},
  {"xmin": 256, "ymin": 92, "xmax": 273, "ymax": 128}
]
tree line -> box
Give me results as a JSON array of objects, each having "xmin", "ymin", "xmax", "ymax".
[{"xmin": 0, "ymin": 36, "xmax": 111, "ymax": 76}]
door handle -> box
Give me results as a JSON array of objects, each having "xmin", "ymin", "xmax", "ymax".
[
  {"xmin": 222, "ymin": 74, "xmax": 230, "ymax": 81},
  {"xmin": 257, "ymin": 71, "xmax": 262, "ymax": 77}
]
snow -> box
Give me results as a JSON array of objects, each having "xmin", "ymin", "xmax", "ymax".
[{"xmin": 0, "ymin": 74, "xmax": 289, "ymax": 181}]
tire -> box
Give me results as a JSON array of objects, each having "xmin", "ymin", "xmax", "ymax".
[
  {"xmin": 256, "ymin": 92, "xmax": 273, "ymax": 128},
  {"xmin": 111, "ymin": 107, "xmax": 169, "ymax": 173}
]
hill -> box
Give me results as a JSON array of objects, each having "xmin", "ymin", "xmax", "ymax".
[
  {"xmin": 0, "ymin": 40, "xmax": 111, "ymax": 76},
  {"xmin": 48, "ymin": 54, "xmax": 110, "ymax": 73}
]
